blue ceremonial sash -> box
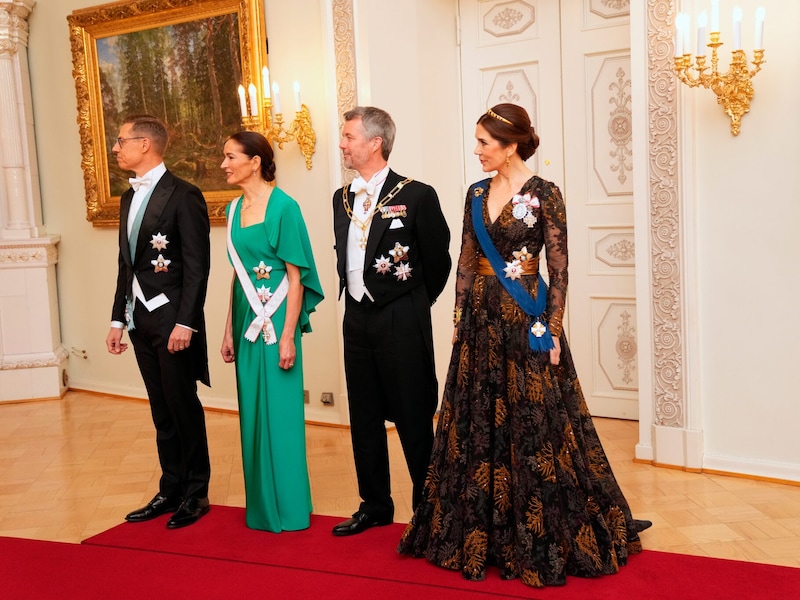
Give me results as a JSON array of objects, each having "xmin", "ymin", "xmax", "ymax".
[{"xmin": 470, "ymin": 180, "xmax": 554, "ymax": 352}]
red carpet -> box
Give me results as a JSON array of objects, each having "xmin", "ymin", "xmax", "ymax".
[
  {"xmin": 0, "ymin": 536, "xmax": 499, "ymax": 599},
  {"xmin": 73, "ymin": 505, "xmax": 800, "ymax": 599}
]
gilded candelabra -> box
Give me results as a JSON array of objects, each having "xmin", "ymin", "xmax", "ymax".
[
  {"xmin": 674, "ymin": 32, "xmax": 765, "ymax": 136},
  {"xmin": 240, "ymin": 91, "xmax": 316, "ymax": 170}
]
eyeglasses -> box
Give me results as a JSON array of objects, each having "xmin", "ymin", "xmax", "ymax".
[{"xmin": 115, "ymin": 136, "xmax": 146, "ymax": 146}]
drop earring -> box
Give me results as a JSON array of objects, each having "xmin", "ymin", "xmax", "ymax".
[{"xmin": 505, "ymin": 155, "xmax": 510, "ymax": 168}]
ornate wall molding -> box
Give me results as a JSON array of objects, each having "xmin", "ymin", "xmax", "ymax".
[
  {"xmin": 1, "ymin": 346, "xmax": 68, "ymax": 370},
  {"xmin": 0, "ymin": 236, "xmax": 59, "ymax": 267},
  {"xmin": 332, "ymin": 0, "xmax": 357, "ymax": 181},
  {"xmin": 647, "ymin": 0, "xmax": 684, "ymax": 427},
  {"xmin": 0, "ymin": 0, "xmax": 34, "ymax": 55}
]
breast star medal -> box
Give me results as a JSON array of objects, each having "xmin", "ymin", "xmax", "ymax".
[
  {"xmin": 150, "ymin": 232, "xmax": 169, "ymax": 251},
  {"xmin": 253, "ymin": 261, "xmax": 272, "ymax": 280},
  {"xmin": 373, "ymin": 255, "xmax": 392, "ymax": 275},
  {"xmin": 389, "ymin": 242, "xmax": 409, "ymax": 263},
  {"xmin": 151, "ymin": 254, "xmax": 171, "ymax": 273},
  {"xmin": 503, "ymin": 260, "xmax": 524, "ymax": 280},
  {"xmin": 257, "ymin": 285, "xmax": 273, "ymax": 303}
]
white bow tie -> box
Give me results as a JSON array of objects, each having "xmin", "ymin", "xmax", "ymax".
[
  {"xmin": 129, "ymin": 176, "xmax": 152, "ymax": 192},
  {"xmin": 350, "ymin": 177, "xmax": 375, "ymax": 196}
]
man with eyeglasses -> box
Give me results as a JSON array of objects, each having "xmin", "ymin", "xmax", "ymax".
[{"xmin": 105, "ymin": 114, "xmax": 212, "ymax": 529}]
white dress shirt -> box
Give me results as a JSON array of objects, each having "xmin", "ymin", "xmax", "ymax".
[{"xmin": 346, "ymin": 165, "xmax": 390, "ymax": 301}]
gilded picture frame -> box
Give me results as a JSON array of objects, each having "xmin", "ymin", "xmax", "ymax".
[{"xmin": 68, "ymin": 0, "xmax": 267, "ymax": 226}]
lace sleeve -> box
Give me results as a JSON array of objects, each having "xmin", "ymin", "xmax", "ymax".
[
  {"xmin": 453, "ymin": 190, "xmax": 478, "ymax": 325},
  {"xmin": 540, "ymin": 180, "xmax": 568, "ymax": 337}
]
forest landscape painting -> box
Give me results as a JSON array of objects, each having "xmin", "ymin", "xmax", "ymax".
[
  {"xmin": 68, "ymin": 0, "xmax": 267, "ymax": 225},
  {"xmin": 98, "ymin": 14, "xmax": 242, "ymax": 197}
]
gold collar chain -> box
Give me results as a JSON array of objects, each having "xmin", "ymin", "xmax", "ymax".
[{"xmin": 343, "ymin": 178, "xmax": 412, "ymax": 250}]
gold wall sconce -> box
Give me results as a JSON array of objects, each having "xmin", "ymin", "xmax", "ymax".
[
  {"xmin": 673, "ymin": 3, "xmax": 766, "ymax": 136},
  {"xmin": 238, "ymin": 67, "xmax": 316, "ymax": 169}
]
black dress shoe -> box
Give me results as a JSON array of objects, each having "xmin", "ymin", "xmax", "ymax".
[
  {"xmin": 125, "ymin": 494, "xmax": 181, "ymax": 522},
  {"xmin": 633, "ymin": 519, "xmax": 653, "ymax": 533},
  {"xmin": 332, "ymin": 511, "xmax": 392, "ymax": 536},
  {"xmin": 166, "ymin": 497, "xmax": 210, "ymax": 529}
]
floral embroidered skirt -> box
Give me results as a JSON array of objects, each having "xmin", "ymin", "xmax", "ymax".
[{"xmin": 397, "ymin": 276, "xmax": 642, "ymax": 587}]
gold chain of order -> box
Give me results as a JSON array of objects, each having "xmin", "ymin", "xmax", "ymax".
[{"xmin": 342, "ymin": 178, "xmax": 412, "ymax": 249}]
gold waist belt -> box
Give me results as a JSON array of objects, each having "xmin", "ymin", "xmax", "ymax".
[{"xmin": 476, "ymin": 256, "xmax": 539, "ymax": 276}]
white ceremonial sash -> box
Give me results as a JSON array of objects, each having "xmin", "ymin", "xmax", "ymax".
[{"xmin": 227, "ymin": 197, "xmax": 289, "ymax": 344}]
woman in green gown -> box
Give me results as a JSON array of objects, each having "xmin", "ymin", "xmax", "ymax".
[{"xmin": 220, "ymin": 131, "xmax": 324, "ymax": 531}]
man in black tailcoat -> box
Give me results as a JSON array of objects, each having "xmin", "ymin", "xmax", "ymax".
[
  {"xmin": 331, "ymin": 106, "xmax": 451, "ymax": 536},
  {"xmin": 105, "ymin": 114, "xmax": 212, "ymax": 529}
]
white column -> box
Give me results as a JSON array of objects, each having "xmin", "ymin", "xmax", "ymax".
[
  {"xmin": 0, "ymin": 0, "xmax": 67, "ymax": 402},
  {"xmin": 0, "ymin": 0, "xmax": 42, "ymax": 239}
]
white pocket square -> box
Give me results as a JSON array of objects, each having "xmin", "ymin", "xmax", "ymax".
[{"xmin": 389, "ymin": 218, "xmax": 404, "ymax": 230}]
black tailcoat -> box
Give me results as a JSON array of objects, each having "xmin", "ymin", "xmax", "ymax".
[
  {"xmin": 332, "ymin": 169, "xmax": 451, "ymax": 514},
  {"xmin": 112, "ymin": 170, "xmax": 211, "ymax": 499}
]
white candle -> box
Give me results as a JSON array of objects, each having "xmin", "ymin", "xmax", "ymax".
[
  {"xmin": 710, "ymin": 0, "xmax": 720, "ymax": 32},
  {"xmin": 293, "ymin": 81, "xmax": 301, "ymax": 111},
  {"xmin": 248, "ymin": 83, "xmax": 258, "ymax": 117},
  {"xmin": 675, "ymin": 13, "xmax": 684, "ymax": 56},
  {"xmin": 682, "ymin": 13, "xmax": 691, "ymax": 55},
  {"xmin": 697, "ymin": 11, "xmax": 708, "ymax": 55},
  {"xmin": 262, "ymin": 66, "xmax": 270, "ymax": 99},
  {"xmin": 272, "ymin": 82, "xmax": 282, "ymax": 115},
  {"xmin": 237, "ymin": 85, "xmax": 247, "ymax": 117},
  {"xmin": 755, "ymin": 7, "xmax": 765, "ymax": 49},
  {"xmin": 733, "ymin": 6, "xmax": 742, "ymax": 50}
]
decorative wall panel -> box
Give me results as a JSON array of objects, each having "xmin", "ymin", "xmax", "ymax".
[
  {"xmin": 478, "ymin": 0, "xmax": 538, "ymax": 46},
  {"xmin": 589, "ymin": 0, "xmax": 630, "ymax": 20},
  {"xmin": 332, "ymin": 0, "xmax": 358, "ymax": 182},
  {"xmin": 646, "ymin": 0, "xmax": 684, "ymax": 427},
  {"xmin": 597, "ymin": 301, "xmax": 638, "ymax": 391},
  {"xmin": 483, "ymin": 1, "xmax": 535, "ymax": 37},
  {"xmin": 591, "ymin": 227, "xmax": 635, "ymax": 273},
  {"xmin": 483, "ymin": 66, "xmax": 538, "ymax": 171},
  {"xmin": 591, "ymin": 55, "xmax": 633, "ymax": 197}
]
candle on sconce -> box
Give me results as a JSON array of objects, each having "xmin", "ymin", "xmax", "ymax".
[
  {"xmin": 733, "ymin": 6, "xmax": 742, "ymax": 50},
  {"xmin": 677, "ymin": 13, "xmax": 690, "ymax": 56},
  {"xmin": 272, "ymin": 82, "xmax": 282, "ymax": 115},
  {"xmin": 755, "ymin": 7, "xmax": 765, "ymax": 49},
  {"xmin": 697, "ymin": 11, "xmax": 708, "ymax": 55},
  {"xmin": 710, "ymin": 0, "xmax": 720, "ymax": 32},
  {"xmin": 262, "ymin": 67, "xmax": 271, "ymax": 99},
  {"xmin": 674, "ymin": 13, "xmax": 684, "ymax": 56},
  {"xmin": 683, "ymin": 14, "xmax": 691, "ymax": 56},
  {"xmin": 248, "ymin": 83, "xmax": 258, "ymax": 117},
  {"xmin": 293, "ymin": 81, "xmax": 301, "ymax": 112},
  {"xmin": 237, "ymin": 85, "xmax": 247, "ymax": 117}
]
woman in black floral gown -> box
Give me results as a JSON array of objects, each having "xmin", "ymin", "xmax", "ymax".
[{"xmin": 397, "ymin": 104, "xmax": 647, "ymax": 588}]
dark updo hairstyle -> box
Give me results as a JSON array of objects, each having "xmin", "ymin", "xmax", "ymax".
[
  {"xmin": 476, "ymin": 103, "xmax": 540, "ymax": 161},
  {"xmin": 227, "ymin": 130, "xmax": 277, "ymax": 182}
]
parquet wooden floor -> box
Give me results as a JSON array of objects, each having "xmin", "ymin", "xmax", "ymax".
[{"xmin": 1, "ymin": 390, "xmax": 799, "ymax": 569}]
